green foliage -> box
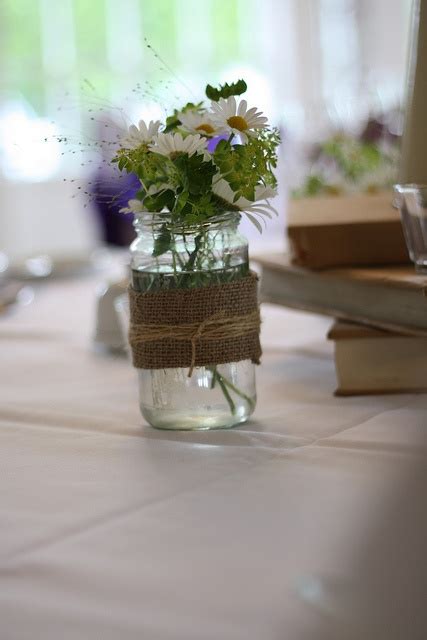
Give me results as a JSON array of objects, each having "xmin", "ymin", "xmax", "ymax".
[
  {"xmin": 142, "ymin": 189, "xmax": 176, "ymax": 212},
  {"xmin": 173, "ymin": 153, "xmax": 217, "ymax": 196},
  {"xmin": 113, "ymin": 79, "xmax": 280, "ymax": 232},
  {"xmin": 321, "ymin": 136, "xmax": 381, "ymax": 181},
  {"xmin": 113, "ymin": 146, "xmax": 176, "ymax": 194},
  {"xmin": 114, "ymin": 143, "xmax": 224, "ymax": 224},
  {"xmin": 213, "ymin": 128, "xmax": 280, "ymax": 200},
  {"xmin": 205, "ymin": 79, "xmax": 247, "ymax": 101},
  {"xmin": 294, "ymin": 132, "xmax": 397, "ymax": 198},
  {"xmin": 300, "ymin": 175, "xmax": 325, "ymax": 197},
  {"xmin": 166, "ymin": 154, "xmax": 219, "ymax": 224}
]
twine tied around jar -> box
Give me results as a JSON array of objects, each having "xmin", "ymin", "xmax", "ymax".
[{"xmin": 128, "ymin": 271, "xmax": 262, "ymax": 374}]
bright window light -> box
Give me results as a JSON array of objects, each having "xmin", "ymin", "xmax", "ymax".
[{"xmin": 0, "ymin": 103, "xmax": 61, "ymax": 182}]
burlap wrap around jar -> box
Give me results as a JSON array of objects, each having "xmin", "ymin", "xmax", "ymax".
[{"xmin": 128, "ymin": 271, "xmax": 262, "ymax": 375}]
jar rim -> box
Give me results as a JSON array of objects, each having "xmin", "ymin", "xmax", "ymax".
[
  {"xmin": 394, "ymin": 183, "xmax": 427, "ymax": 193},
  {"xmin": 133, "ymin": 210, "xmax": 241, "ymax": 232}
]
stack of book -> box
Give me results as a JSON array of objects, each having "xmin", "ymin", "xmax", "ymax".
[{"xmin": 256, "ymin": 192, "xmax": 427, "ymax": 396}]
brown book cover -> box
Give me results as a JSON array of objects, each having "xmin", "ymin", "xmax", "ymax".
[
  {"xmin": 327, "ymin": 320, "xmax": 427, "ymax": 396},
  {"xmin": 255, "ymin": 253, "xmax": 427, "ymax": 336},
  {"xmin": 287, "ymin": 191, "xmax": 410, "ymax": 269}
]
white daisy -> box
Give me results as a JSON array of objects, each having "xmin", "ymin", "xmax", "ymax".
[
  {"xmin": 212, "ymin": 178, "xmax": 278, "ymax": 233},
  {"xmin": 120, "ymin": 120, "xmax": 161, "ymax": 149},
  {"xmin": 149, "ymin": 132, "xmax": 207, "ymax": 158},
  {"xmin": 119, "ymin": 199, "xmax": 145, "ymax": 214},
  {"xmin": 179, "ymin": 110, "xmax": 218, "ymax": 136},
  {"xmin": 210, "ymin": 97, "xmax": 268, "ymax": 144}
]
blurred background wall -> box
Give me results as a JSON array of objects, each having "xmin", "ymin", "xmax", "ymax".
[{"xmin": 0, "ymin": 0, "xmax": 413, "ymax": 263}]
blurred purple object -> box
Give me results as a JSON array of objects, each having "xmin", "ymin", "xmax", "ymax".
[
  {"xmin": 360, "ymin": 118, "xmax": 387, "ymax": 144},
  {"xmin": 360, "ymin": 116, "xmax": 401, "ymax": 145},
  {"xmin": 207, "ymin": 134, "xmax": 229, "ymax": 152},
  {"xmin": 90, "ymin": 171, "xmax": 139, "ymax": 247}
]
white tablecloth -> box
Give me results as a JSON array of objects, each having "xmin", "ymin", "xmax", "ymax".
[{"xmin": 1, "ymin": 274, "xmax": 426, "ymax": 639}]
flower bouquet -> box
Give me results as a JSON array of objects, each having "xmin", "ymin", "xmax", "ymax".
[{"xmin": 114, "ymin": 80, "xmax": 280, "ymax": 430}]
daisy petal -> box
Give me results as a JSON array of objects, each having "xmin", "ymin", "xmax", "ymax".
[
  {"xmin": 245, "ymin": 107, "xmax": 258, "ymax": 119},
  {"xmin": 245, "ymin": 212, "xmax": 264, "ymax": 233},
  {"xmin": 237, "ymin": 100, "xmax": 247, "ymax": 116}
]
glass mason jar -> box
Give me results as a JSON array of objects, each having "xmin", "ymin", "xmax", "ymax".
[{"xmin": 130, "ymin": 212, "xmax": 257, "ymax": 430}]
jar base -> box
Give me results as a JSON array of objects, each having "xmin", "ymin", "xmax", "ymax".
[
  {"xmin": 137, "ymin": 362, "xmax": 256, "ymax": 431},
  {"xmin": 141, "ymin": 405, "xmax": 252, "ymax": 431}
]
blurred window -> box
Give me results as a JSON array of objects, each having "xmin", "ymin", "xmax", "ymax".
[{"xmin": 0, "ymin": 0, "xmax": 412, "ymax": 181}]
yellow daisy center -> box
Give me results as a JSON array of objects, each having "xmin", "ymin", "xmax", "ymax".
[
  {"xmin": 227, "ymin": 115, "xmax": 248, "ymax": 131},
  {"xmin": 196, "ymin": 123, "xmax": 215, "ymax": 134}
]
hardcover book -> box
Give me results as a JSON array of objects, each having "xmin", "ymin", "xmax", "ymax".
[
  {"xmin": 328, "ymin": 320, "xmax": 427, "ymax": 396},
  {"xmin": 256, "ymin": 253, "xmax": 427, "ymax": 336},
  {"xmin": 287, "ymin": 192, "xmax": 409, "ymax": 269}
]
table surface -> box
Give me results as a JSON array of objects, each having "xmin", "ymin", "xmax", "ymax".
[{"xmin": 1, "ymin": 273, "xmax": 426, "ymax": 640}]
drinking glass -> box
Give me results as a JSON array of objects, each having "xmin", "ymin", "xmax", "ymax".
[{"xmin": 394, "ymin": 184, "xmax": 427, "ymax": 273}]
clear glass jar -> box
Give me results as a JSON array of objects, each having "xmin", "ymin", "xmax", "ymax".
[{"xmin": 130, "ymin": 212, "xmax": 257, "ymax": 430}]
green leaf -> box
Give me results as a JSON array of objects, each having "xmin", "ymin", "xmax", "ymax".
[
  {"xmin": 143, "ymin": 189, "xmax": 175, "ymax": 212},
  {"xmin": 205, "ymin": 79, "xmax": 247, "ymax": 101},
  {"xmin": 173, "ymin": 153, "xmax": 216, "ymax": 196},
  {"xmin": 152, "ymin": 224, "xmax": 172, "ymax": 257},
  {"xmin": 163, "ymin": 115, "xmax": 180, "ymax": 134},
  {"xmin": 174, "ymin": 190, "xmax": 189, "ymax": 214}
]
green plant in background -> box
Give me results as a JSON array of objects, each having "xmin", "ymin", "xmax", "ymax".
[{"xmin": 293, "ymin": 124, "xmax": 400, "ymax": 198}]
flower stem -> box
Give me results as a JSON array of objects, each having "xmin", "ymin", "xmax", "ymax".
[
  {"xmin": 207, "ymin": 365, "xmax": 255, "ymax": 414},
  {"xmin": 217, "ymin": 373, "xmax": 255, "ymax": 411},
  {"xmin": 166, "ymin": 234, "xmax": 254, "ymax": 418},
  {"xmin": 216, "ymin": 373, "xmax": 236, "ymax": 415},
  {"xmin": 210, "ymin": 365, "xmax": 217, "ymax": 389}
]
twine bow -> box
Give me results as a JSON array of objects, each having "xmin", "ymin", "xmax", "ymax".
[{"xmin": 129, "ymin": 309, "xmax": 261, "ymax": 376}]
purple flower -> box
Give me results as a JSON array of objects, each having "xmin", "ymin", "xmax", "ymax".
[{"xmin": 207, "ymin": 134, "xmax": 229, "ymax": 153}]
